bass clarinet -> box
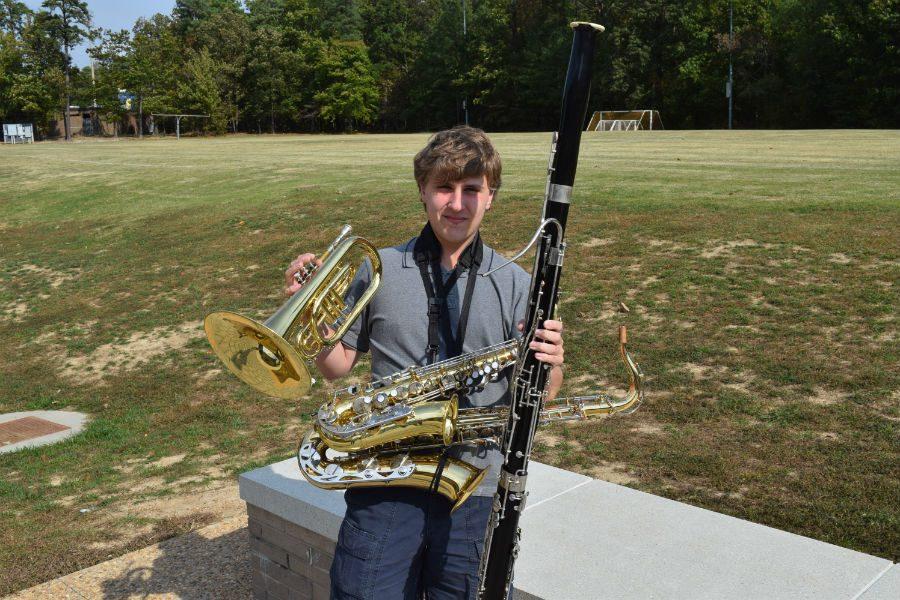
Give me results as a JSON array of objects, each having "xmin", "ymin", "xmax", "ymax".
[{"xmin": 478, "ymin": 21, "xmax": 604, "ymax": 599}]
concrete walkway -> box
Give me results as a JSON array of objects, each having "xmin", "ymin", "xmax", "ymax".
[{"xmin": 6, "ymin": 517, "xmax": 251, "ymax": 600}]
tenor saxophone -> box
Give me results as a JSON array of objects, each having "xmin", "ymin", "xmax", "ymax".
[{"xmin": 297, "ymin": 327, "xmax": 642, "ymax": 511}]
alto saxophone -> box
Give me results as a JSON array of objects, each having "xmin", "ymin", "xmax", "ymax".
[{"xmin": 297, "ymin": 327, "xmax": 643, "ymax": 511}]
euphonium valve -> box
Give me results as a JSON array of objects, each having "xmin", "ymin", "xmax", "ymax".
[{"xmin": 204, "ymin": 224, "xmax": 382, "ymax": 398}]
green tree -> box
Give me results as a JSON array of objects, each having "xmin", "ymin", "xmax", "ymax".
[
  {"xmin": 463, "ymin": 0, "xmax": 571, "ymax": 130},
  {"xmin": 405, "ymin": 0, "xmax": 467, "ymax": 129},
  {"xmin": 9, "ymin": 0, "xmax": 896, "ymax": 135},
  {"xmin": 128, "ymin": 14, "xmax": 182, "ymax": 135},
  {"xmin": 245, "ymin": 0, "xmax": 323, "ymax": 133},
  {"xmin": 778, "ymin": 0, "xmax": 899, "ymax": 128},
  {"xmin": 360, "ymin": 0, "xmax": 424, "ymax": 129},
  {"xmin": 177, "ymin": 47, "xmax": 229, "ymax": 133},
  {"xmin": 41, "ymin": 0, "xmax": 92, "ymax": 139},
  {"xmin": 245, "ymin": 28, "xmax": 288, "ymax": 132},
  {"xmin": 1, "ymin": 0, "xmax": 30, "ymax": 36},
  {"xmin": 192, "ymin": 8, "xmax": 251, "ymax": 131},
  {"xmin": 1, "ymin": 9, "xmax": 65, "ymax": 134},
  {"xmin": 87, "ymin": 28, "xmax": 131, "ymax": 132},
  {"xmin": 173, "ymin": 0, "xmax": 241, "ymax": 40},
  {"xmin": 313, "ymin": 40, "xmax": 379, "ymax": 130},
  {"xmin": 0, "ymin": 30, "xmax": 24, "ymax": 120},
  {"xmin": 312, "ymin": 0, "xmax": 363, "ymax": 41}
]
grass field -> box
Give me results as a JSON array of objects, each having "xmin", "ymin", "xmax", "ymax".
[{"xmin": 1, "ymin": 130, "xmax": 898, "ymax": 593}]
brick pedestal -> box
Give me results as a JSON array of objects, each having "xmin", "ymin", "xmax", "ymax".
[{"xmin": 248, "ymin": 504, "xmax": 335, "ymax": 600}]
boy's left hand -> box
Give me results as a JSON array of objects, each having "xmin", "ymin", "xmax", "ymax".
[{"xmin": 518, "ymin": 319, "xmax": 564, "ymax": 367}]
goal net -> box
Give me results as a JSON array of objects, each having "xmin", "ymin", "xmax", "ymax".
[{"xmin": 586, "ymin": 110, "xmax": 663, "ymax": 131}]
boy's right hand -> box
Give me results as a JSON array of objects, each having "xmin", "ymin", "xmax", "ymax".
[{"xmin": 283, "ymin": 253, "xmax": 322, "ymax": 297}]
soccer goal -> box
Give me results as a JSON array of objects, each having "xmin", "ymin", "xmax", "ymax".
[
  {"xmin": 151, "ymin": 113, "xmax": 210, "ymax": 139},
  {"xmin": 586, "ymin": 110, "xmax": 663, "ymax": 131}
]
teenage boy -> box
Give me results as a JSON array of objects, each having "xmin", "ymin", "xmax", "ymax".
[{"xmin": 285, "ymin": 126, "xmax": 564, "ymax": 600}]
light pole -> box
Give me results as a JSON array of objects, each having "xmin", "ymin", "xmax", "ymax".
[
  {"xmin": 727, "ymin": 0, "xmax": 733, "ymax": 129},
  {"xmin": 462, "ymin": 0, "xmax": 469, "ymax": 125}
]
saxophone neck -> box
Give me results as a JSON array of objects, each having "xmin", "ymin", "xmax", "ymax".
[{"xmin": 543, "ymin": 326, "xmax": 644, "ymax": 422}]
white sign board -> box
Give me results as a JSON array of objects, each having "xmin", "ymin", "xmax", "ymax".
[{"xmin": 3, "ymin": 123, "xmax": 34, "ymax": 143}]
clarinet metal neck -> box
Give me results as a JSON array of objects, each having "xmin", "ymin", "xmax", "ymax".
[{"xmin": 480, "ymin": 218, "xmax": 563, "ymax": 278}]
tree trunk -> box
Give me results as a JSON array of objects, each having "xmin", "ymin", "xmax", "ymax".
[{"xmin": 138, "ymin": 96, "xmax": 143, "ymax": 138}]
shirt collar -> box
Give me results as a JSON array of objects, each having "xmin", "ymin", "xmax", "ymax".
[
  {"xmin": 402, "ymin": 232, "xmax": 497, "ymax": 273},
  {"xmin": 413, "ymin": 222, "xmax": 483, "ymax": 267}
]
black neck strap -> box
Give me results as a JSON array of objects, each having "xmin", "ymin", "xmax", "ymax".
[{"xmin": 413, "ymin": 223, "xmax": 483, "ymax": 364}]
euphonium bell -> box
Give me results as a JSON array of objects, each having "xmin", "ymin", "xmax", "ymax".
[{"xmin": 204, "ymin": 225, "xmax": 382, "ymax": 398}]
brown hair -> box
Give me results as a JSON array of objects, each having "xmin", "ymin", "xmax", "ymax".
[{"xmin": 413, "ymin": 126, "xmax": 502, "ymax": 192}]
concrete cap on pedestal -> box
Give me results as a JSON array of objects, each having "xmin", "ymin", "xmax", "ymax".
[
  {"xmin": 856, "ymin": 564, "xmax": 900, "ymax": 600},
  {"xmin": 239, "ymin": 458, "xmax": 896, "ymax": 600}
]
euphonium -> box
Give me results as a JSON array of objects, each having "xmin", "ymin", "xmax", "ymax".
[
  {"xmin": 205, "ymin": 225, "xmax": 381, "ymax": 398},
  {"xmin": 297, "ymin": 326, "xmax": 643, "ymax": 510}
]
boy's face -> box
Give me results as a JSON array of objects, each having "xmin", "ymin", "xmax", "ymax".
[{"xmin": 420, "ymin": 173, "xmax": 494, "ymax": 251}]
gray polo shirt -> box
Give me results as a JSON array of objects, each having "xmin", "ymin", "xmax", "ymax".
[{"xmin": 341, "ymin": 235, "xmax": 531, "ymax": 496}]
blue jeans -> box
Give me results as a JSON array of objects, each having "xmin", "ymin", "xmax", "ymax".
[{"xmin": 329, "ymin": 487, "xmax": 493, "ymax": 600}]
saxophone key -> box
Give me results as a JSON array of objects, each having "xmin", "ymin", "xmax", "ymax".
[
  {"xmin": 352, "ymin": 395, "xmax": 373, "ymax": 416},
  {"xmin": 390, "ymin": 455, "xmax": 410, "ymax": 469},
  {"xmin": 323, "ymin": 463, "xmax": 343, "ymax": 478}
]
